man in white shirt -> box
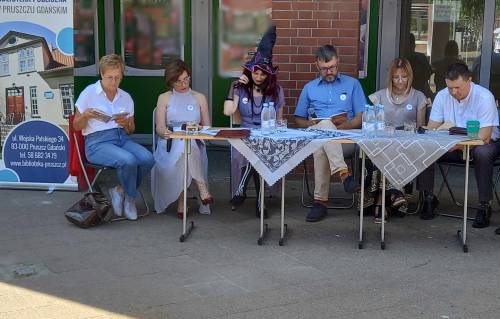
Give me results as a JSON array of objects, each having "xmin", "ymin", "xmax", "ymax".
[{"xmin": 418, "ymin": 63, "xmax": 500, "ymax": 229}]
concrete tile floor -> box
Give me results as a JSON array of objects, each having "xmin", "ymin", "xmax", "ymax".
[{"xmin": 1, "ymin": 148, "xmax": 500, "ymax": 318}]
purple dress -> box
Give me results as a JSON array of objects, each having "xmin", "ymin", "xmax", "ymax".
[{"xmin": 230, "ymin": 85, "xmax": 285, "ymax": 194}]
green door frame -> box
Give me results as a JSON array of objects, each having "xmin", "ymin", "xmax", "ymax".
[
  {"xmin": 74, "ymin": 0, "xmax": 192, "ymax": 135},
  {"xmin": 359, "ymin": 0, "xmax": 379, "ymax": 97},
  {"xmin": 211, "ymin": 0, "xmax": 232, "ymax": 127}
]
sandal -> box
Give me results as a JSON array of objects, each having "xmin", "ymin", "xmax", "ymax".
[
  {"xmin": 389, "ymin": 190, "xmax": 407, "ymax": 209},
  {"xmin": 197, "ymin": 181, "xmax": 214, "ymax": 205},
  {"xmin": 201, "ymin": 197, "xmax": 214, "ymax": 205}
]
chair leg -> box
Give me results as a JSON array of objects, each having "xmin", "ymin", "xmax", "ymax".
[
  {"xmin": 437, "ymin": 163, "xmax": 463, "ymax": 207},
  {"xmin": 110, "ymin": 189, "xmax": 149, "ymax": 222},
  {"xmin": 493, "ymin": 168, "xmax": 500, "ymax": 207},
  {"xmin": 138, "ymin": 190, "xmax": 150, "ymax": 217}
]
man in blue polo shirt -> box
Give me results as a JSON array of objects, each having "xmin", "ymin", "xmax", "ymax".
[{"xmin": 295, "ymin": 44, "xmax": 366, "ymax": 222}]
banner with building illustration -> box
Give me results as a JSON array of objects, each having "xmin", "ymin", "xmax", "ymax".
[{"xmin": 0, "ymin": 0, "xmax": 77, "ymax": 190}]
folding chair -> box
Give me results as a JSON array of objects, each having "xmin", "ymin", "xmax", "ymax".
[
  {"xmin": 437, "ymin": 107, "xmax": 500, "ymax": 209},
  {"xmin": 72, "ymin": 128, "xmax": 150, "ymax": 221},
  {"xmin": 437, "ymin": 158, "xmax": 500, "ymax": 208}
]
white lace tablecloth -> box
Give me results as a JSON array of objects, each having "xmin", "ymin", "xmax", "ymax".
[
  {"xmin": 228, "ymin": 128, "xmax": 361, "ymax": 186},
  {"xmin": 351, "ymin": 130, "xmax": 469, "ymax": 189}
]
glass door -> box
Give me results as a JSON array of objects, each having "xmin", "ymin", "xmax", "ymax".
[
  {"xmin": 489, "ymin": 1, "xmax": 500, "ymax": 103},
  {"xmin": 399, "ymin": 0, "xmax": 485, "ymax": 100}
]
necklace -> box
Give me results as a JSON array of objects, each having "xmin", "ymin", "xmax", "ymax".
[
  {"xmin": 250, "ymin": 93, "xmax": 265, "ymax": 125},
  {"xmin": 391, "ymin": 90, "xmax": 407, "ymax": 104}
]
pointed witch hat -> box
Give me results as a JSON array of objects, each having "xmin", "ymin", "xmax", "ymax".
[{"xmin": 243, "ymin": 25, "xmax": 278, "ymax": 75}]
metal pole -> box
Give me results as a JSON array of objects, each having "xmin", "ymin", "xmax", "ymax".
[
  {"xmin": 359, "ymin": 151, "xmax": 366, "ymax": 249},
  {"xmin": 183, "ymin": 139, "xmax": 188, "ymax": 236},
  {"xmin": 260, "ymin": 175, "xmax": 265, "ymax": 238},
  {"xmin": 281, "ymin": 177, "xmax": 285, "ymax": 239},
  {"xmin": 462, "ymin": 145, "xmax": 470, "ymax": 251},
  {"xmin": 381, "ymin": 175, "xmax": 386, "ymax": 249}
]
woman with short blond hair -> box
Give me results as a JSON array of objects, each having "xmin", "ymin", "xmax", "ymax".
[{"xmin": 73, "ymin": 54, "xmax": 154, "ymax": 220}]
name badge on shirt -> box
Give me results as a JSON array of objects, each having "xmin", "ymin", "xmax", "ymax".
[
  {"xmin": 242, "ymin": 97, "xmax": 249, "ymax": 104},
  {"xmin": 340, "ymin": 93, "xmax": 347, "ymax": 101},
  {"xmin": 406, "ymin": 104, "xmax": 413, "ymax": 111}
]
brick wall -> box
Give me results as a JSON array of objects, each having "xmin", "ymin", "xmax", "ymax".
[
  {"xmin": 271, "ymin": 0, "xmax": 361, "ymax": 180},
  {"xmin": 272, "ymin": 0, "xmax": 361, "ymax": 120}
]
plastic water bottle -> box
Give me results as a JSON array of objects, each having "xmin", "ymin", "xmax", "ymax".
[
  {"xmin": 375, "ymin": 104, "xmax": 385, "ymax": 135},
  {"xmin": 362, "ymin": 104, "xmax": 376, "ymax": 137},
  {"xmin": 261, "ymin": 102, "xmax": 270, "ymax": 135},
  {"xmin": 268, "ymin": 101, "xmax": 276, "ymax": 133}
]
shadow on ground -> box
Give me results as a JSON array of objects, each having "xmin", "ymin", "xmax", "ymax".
[{"xmin": 1, "ymin": 147, "xmax": 500, "ymax": 318}]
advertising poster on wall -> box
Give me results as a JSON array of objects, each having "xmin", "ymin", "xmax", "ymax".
[
  {"xmin": 0, "ymin": 0, "xmax": 77, "ymax": 190},
  {"xmin": 121, "ymin": 0, "xmax": 184, "ymax": 76},
  {"xmin": 218, "ymin": 0, "xmax": 272, "ymax": 78}
]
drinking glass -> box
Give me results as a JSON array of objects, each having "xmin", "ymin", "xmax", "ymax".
[
  {"xmin": 277, "ymin": 119, "xmax": 288, "ymax": 132},
  {"xmin": 384, "ymin": 125, "xmax": 395, "ymax": 136},
  {"xmin": 186, "ymin": 121, "xmax": 199, "ymax": 135},
  {"xmin": 404, "ymin": 121, "xmax": 416, "ymax": 134}
]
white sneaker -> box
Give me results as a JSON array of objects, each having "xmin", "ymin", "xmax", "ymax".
[
  {"xmin": 108, "ymin": 186, "xmax": 124, "ymax": 217},
  {"xmin": 124, "ymin": 195, "xmax": 138, "ymax": 221}
]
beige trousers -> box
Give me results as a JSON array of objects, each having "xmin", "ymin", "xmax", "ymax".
[{"xmin": 311, "ymin": 120, "xmax": 353, "ymax": 201}]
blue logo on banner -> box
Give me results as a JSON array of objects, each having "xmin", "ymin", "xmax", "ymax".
[
  {"xmin": 57, "ymin": 27, "xmax": 74, "ymax": 55},
  {"xmin": 3, "ymin": 120, "xmax": 69, "ymax": 183}
]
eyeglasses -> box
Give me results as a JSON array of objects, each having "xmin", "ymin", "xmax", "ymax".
[
  {"xmin": 174, "ymin": 76, "xmax": 191, "ymax": 86},
  {"xmin": 318, "ymin": 65, "xmax": 338, "ymax": 73},
  {"xmin": 392, "ymin": 76, "xmax": 409, "ymax": 82},
  {"xmin": 103, "ymin": 75, "xmax": 122, "ymax": 82}
]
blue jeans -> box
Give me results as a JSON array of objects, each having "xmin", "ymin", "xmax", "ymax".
[{"xmin": 85, "ymin": 128, "xmax": 155, "ymax": 198}]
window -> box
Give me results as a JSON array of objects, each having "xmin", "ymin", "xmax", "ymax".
[
  {"xmin": 60, "ymin": 84, "xmax": 74, "ymax": 118},
  {"xmin": 74, "ymin": 0, "xmax": 98, "ymax": 72},
  {"xmin": 18, "ymin": 47, "xmax": 35, "ymax": 73},
  {"xmin": 0, "ymin": 54, "xmax": 9, "ymax": 76},
  {"xmin": 399, "ymin": 1, "xmax": 484, "ymax": 99},
  {"xmin": 122, "ymin": 0, "xmax": 184, "ymax": 75},
  {"xmin": 30, "ymin": 86, "xmax": 39, "ymax": 117}
]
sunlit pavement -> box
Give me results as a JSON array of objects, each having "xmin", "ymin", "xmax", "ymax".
[{"xmin": 1, "ymin": 148, "xmax": 500, "ymax": 318}]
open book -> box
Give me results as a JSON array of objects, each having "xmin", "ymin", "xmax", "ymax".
[
  {"xmin": 311, "ymin": 111, "xmax": 348, "ymax": 122},
  {"xmin": 92, "ymin": 109, "xmax": 130, "ymax": 123}
]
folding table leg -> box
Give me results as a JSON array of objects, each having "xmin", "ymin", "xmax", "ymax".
[
  {"xmin": 279, "ymin": 177, "xmax": 288, "ymax": 246},
  {"xmin": 180, "ymin": 139, "xmax": 194, "ymax": 242},
  {"xmin": 358, "ymin": 151, "xmax": 366, "ymax": 249},
  {"xmin": 257, "ymin": 175, "xmax": 269, "ymax": 245},
  {"xmin": 380, "ymin": 175, "xmax": 386, "ymax": 250},
  {"xmin": 458, "ymin": 145, "xmax": 470, "ymax": 253}
]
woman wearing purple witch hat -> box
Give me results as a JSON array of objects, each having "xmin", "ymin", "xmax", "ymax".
[{"xmin": 223, "ymin": 25, "xmax": 286, "ymax": 218}]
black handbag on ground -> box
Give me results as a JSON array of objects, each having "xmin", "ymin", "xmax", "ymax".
[{"xmin": 65, "ymin": 192, "xmax": 112, "ymax": 228}]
